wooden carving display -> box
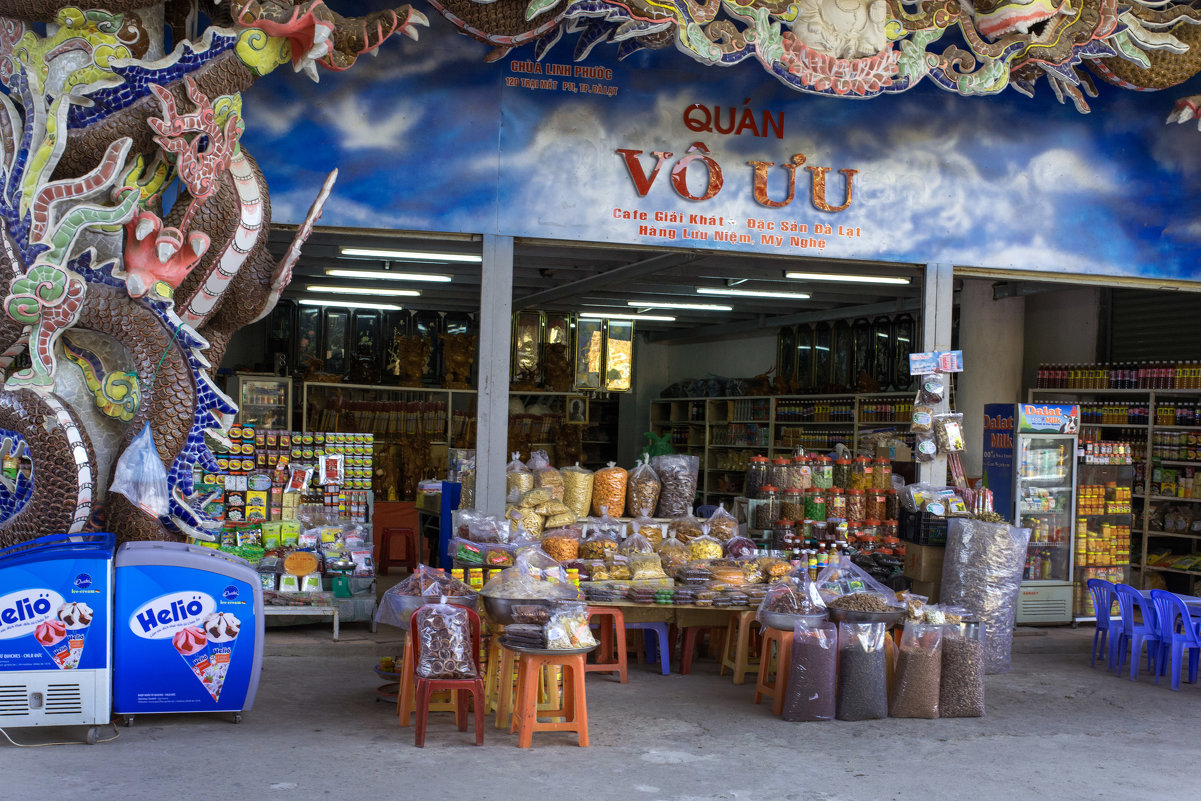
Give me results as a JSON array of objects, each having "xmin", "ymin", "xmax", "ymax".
[
  {"xmin": 441, "ymin": 332, "xmax": 477, "ymax": 389},
  {"xmin": 387, "ymin": 333, "xmax": 431, "ymax": 387},
  {"xmin": 543, "ymin": 343, "xmax": 572, "ymax": 392}
]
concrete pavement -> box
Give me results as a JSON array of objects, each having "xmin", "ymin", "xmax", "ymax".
[{"xmin": 2, "ymin": 623, "xmax": 1192, "ymax": 801}]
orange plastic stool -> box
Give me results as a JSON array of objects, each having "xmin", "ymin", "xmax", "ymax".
[
  {"xmin": 508, "ymin": 648, "xmax": 589, "ymax": 748},
  {"xmin": 378, "ymin": 527, "xmax": 419, "ymax": 575},
  {"xmin": 720, "ymin": 611, "xmax": 759, "ymax": 685},
  {"xmin": 584, "ymin": 606, "xmax": 628, "ymax": 683},
  {"xmin": 753, "ymin": 627, "xmax": 794, "ymax": 716}
]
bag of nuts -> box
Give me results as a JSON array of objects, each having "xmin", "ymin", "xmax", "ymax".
[
  {"xmin": 591, "ymin": 462, "xmax": 628, "ymax": 517},
  {"xmin": 528, "ymin": 449, "xmax": 565, "ymax": 501},
  {"xmin": 626, "ymin": 455, "xmax": 661, "ymax": 517},
  {"xmin": 652, "ymin": 454, "xmax": 699, "ymax": 518},
  {"xmin": 506, "ymin": 452, "xmax": 534, "ymax": 496},
  {"xmin": 705, "ymin": 503, "xmax": 739, "ymax": 541}
]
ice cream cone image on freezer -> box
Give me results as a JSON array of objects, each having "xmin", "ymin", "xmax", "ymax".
[
  {"xmin": 35, "ymin": 619, "xmax": 72, "ymax": 668},
  {"xmin": 173, "ymin": 626, "xmax": 214, "ymax": 697},
  {"xmin": 56, "ymin": 602, "xmax": 93, "ymax": 669},
  {"xmin": 200, "ymin": 613, "xmax": 241, "ymax": 702}
]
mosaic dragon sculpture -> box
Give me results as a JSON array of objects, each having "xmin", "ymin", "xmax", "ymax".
[
  {"xmin": 425, "ymin": 0, "xmax": 1201, "ymax": 119},
  {"xmin": 0, "ymin": 1, "xmax": 426, "ymax": 547}
]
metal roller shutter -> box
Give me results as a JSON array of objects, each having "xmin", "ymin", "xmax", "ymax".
[{"xmin": 1107, "ymin": 289, "xmax": 1201, "ymax": 361}]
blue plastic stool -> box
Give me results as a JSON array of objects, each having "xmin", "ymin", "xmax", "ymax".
[
  {"xmin": 1113, "ymin": 583, "xmax": 1163, "ymax": 681},
  {"xmin": 1086, "ymin": 578, "xmax": 1120, "ymax": 669},
  {"xmin": 626, "ymin": 622, "xmax": 671, "ymax": 675},
  {"xmin": 1149, "ymin": 590, "xmax": 1201, "ymax": 691}
]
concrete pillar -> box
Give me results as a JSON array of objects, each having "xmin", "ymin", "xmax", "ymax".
[
  {"xmin": 477, "ymin": 235, "xmax": 513, "ymax": 514},
  {"xmin": 919, "ymin": 263, "xmax": 954, "ymax": 485},
  {"xmin": 958, "ymin": 278, "xmax": 1025, "ymax": 477}
]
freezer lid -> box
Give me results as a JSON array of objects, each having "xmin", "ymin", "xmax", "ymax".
[
  {"xmin": 115, "ymin": 541, "xmax": 256, "ymax": 581},
  {"xmin": 0, "ymin": 532, "xmax": 115, "ymax": 567}
]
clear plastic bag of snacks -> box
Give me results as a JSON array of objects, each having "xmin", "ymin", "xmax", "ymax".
[
  {"xmin": 580, "ymin": 523, "xmax": 620, "ymax": 560},
  {"xmin": 756, "ymin": 573, "xmax": 826, "ymax": 625},
  {"xmin": 918, "ymin": 373, "xmax": 946, "ymax": 405},
  {"xmin": 816, "ymin": 555, "xmax": 903, "ymax": 608},
  {"xmin": 527, "ymin": 449, "xmax": 564, "ymax": 501},
  {"xmin": 626, "ymin": 455, "xmax": 661, "ymax": 518},
  {"xmin": 889, "ymin": 622, "xmax": 943, "ymax": 719},
  {"xmin": 629, "ymin": 508, "xmax": 664, "ymax": 547},
  {"xmin": 668, "ymin": 508, "xmax": 704, "ymax": 542},
  {"xmin": 705, "ymin": 503, "xmax": 739, "ymax": 541},
  {"xmin": 561, "ymin": 462, "xmax": 594, "ymax": 519},
  {"xmin": 506, "ymin": 452, "xmax": 534, "ymax": 497},
  {"xmin": 481, "ymin": 549, "xmax": 580, "ymax": 599},
  {"xmin": 592, "ymin": 462, "xmax": 628, "ymax": 517},
  {"xmin": 688, "ymin": 530, "xmax": 724, "ymax": 561},
  {"xmin": 724, "ymin": 535, "xmax": 757, "ymax": 559},
  {"xmin": 540, "ymin": 526, "xmax": 582, "ymax": 562},
  {"xmin": 620, "ymin": 530, "xmax": 655, "ymax": 555},
  {"xmin": 655, "ymin": 532, "xmax": 690, "ymax": 572},
  {"xmin": 653, "ymin": 453, "xmax": 700, "ymax": 517},
  {"xmin": 452, "ymin": 508, "xmax": 511, "ymax": 543},
  {"xmin": 415, "ymin": 603, "xmax": 477, "ymax": 679},
  {"xmin": 934, "ymin": 412, "xmax": 966, "ymax": 452},
  {"xmin": 629, "ymin": 552, "xmax": 667, "ymax": 580},
  {"xmin": 545, "ymin": 602, "xmax": 597, "ymax": 650}
]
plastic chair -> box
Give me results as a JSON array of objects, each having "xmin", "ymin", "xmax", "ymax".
[
  {"xmin": 584, "ymin": 606, "xmax": 628, "ymax": 683},
  {"xmin": 626, "ymin": 621, "xmax": 671, "ymax": 675},
  {"xmin": 753, "ymin": 627, "xmax": 793, "ymax": 716},
  {"xmin": 679, "ymin": 626, "xmax": 725, "ymax": 675},
  {"xmin": 379, "ymin": 527, "xmax": 420, "ymax": 575},
  {"xmin": 1086, "ymin": 578, "xmax": 1121, "ymax": 669},
  {"xmin": 720, "ymin": 611, "xmax": 760, "ymax": 685},
  {"xmin": 1150, "ymin": 590, "xmax": 1201, "ymax": 691},
  {"xmin": 409, "ymin": 607, "xmax": 485, "ymax": 747},
  {"xmin": 1112, "ymin": 584, "xmax": 1162, "ymax": 681}
]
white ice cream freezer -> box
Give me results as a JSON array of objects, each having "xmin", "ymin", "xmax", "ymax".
[
  {"xmin": 0, "ymin": 533, "xmax": 116, "ymax": 744},
  {"xmin": 112, "ymin": 541, "xmax": 263, "ymax": 725}
]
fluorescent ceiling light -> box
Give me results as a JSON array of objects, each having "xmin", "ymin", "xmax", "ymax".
[
  {"xmin": 626, "ymin": 301, "xmax": 732, "ymax": 311},
  {"xmin": 339, "ymin": 247, "xmax": 481, "ymax": 263},
  {"xmin": 326, "ymin": 268, "xmax": 451, "ymax": 283},
  {"xmin": 306, "ymin": 284, "xmax": 420, "ymax": 297},
  {"xmin": 299, "ymin": 298, "xmax": 403, "ymax": 311},
  {"xmin": 784, "ymin": 271, "xmax": 911, "ymax": 285},
  {"xmin": 697, "ymin": 287, "xmax": 811, "ymax": 300},
  {"xmin": 579, "ymin": 311, "xmax": 675, "ymax": 322}
]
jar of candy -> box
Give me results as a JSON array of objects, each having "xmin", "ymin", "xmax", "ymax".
[
  {"xmin": 859, "ymin": 519, "xmax": 880, "ymax": 551},
  {"xmin": 754, "ymin": 485, "xmax": 780, "ymax": 530},
  {"xmin": 880, "ymin": 519, "xmax": 898, "ymax": 541},
  {"xmin": 811, "ymin": 455, "xmax": 833, "ymax": 489},
  {"xmin": 885, "ymin": 489, "xmax": 900, "ymax": 521},
  {"xmin": 810, "ymin": 520, "xmax": 828, "ymax": 546},
  {"xmin": 865, "ymin": 488, "xmax": 886, "ymax": 521},
  {"xmin": 832, "ymin": 519, "xmax": 848, "ymax": 543},
  {"xmin": 769, "ymin": 457, "xmax": 790, "ymax": 489},
  {"xmin": 772, "ymin": 519, "xmax": 795, "ymax": 551},
  {"xmin": 832, "ymin": 457, "xmax": 852, "ymax": 490},
  {"xmin": 826, "ymin": 487, "xmax": 847, "ymax": 520},
  {"xmin": 781, "ymin": 488, "xmax": 805, "ymax": 522},
  {"xmin": 845, "ymin": 488, "xmax": 866, "ymax": 522},
  {"xmin": 803, "ymin": 487, "xmax": 827, "ymax": 521},
  {"xmin": 872, "ymin": 457, "xmax": 892, "ymax": 489},
  {"xmin": 791, "ymin": 455, "xmax": 812, "ymax": 490},
  {"xmin": 746, "ymin": 455, "xmax": 769, "ymax": 497},
  {"xmin": 851, "ymin": 456, "xmax": 873, "ymax": 490},
  {"xmin": 846, "ymin": 521, "xmax": 863, "ymax": 548}
]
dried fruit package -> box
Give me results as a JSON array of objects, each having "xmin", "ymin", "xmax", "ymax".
[{"xmin": 626, "ymin": 455, "xmax": 662, "ymax": 517}]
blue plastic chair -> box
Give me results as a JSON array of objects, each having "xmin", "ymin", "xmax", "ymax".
[
  {"xmin": 1113, "ymin": 584, "xmax": 1163, "ymax": 681},
  {"xmin": 1086, "ymin": 578, "xmax": 1121, "ymax": 669},
  {"xmin": 626, "ymin": 621, "xmax": 671, "ymax": 675},
  {"xmin": 1149, "ymin": 590, "xmax": 1201, "ymax": 691}
]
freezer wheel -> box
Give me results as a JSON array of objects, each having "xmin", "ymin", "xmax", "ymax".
[
  {"xmin": 121, "ymin": 715, "xmax": 135, "ymax": 727},
  {"xmin": 232, "ymin": 712, "xmax": 243, "ymax": 724},
  {"xmin": 86, "ymin": 727, "xmax": 98, "ymax": 745}
]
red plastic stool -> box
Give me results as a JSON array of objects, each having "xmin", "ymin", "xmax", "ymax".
[
  {"xmin": 679, "ymin": 626, "xmax": 725, "ymax": 674},
  {"xmin": 584, "ymin": 606, "xmax": 628, "ymax": 683},
  {"xmin": 753, "ymin": 627, "xmax": 794, "ymax": 716},
  {"xmin": 379, "ymin": 527, "xmax": 419, "ymax": 575}
]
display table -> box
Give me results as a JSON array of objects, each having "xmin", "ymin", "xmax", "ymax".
[
  {"xmin": 263, "ymin": 605, "xmax": 340, "ymax": 640},
  {"xmin": 585, "ymin": 601, "xmax": 751, "ymax": 628}
]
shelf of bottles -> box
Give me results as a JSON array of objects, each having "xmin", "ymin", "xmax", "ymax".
[{"xmin": 1037, "ymin": 361, "xmax": 1201, "ymax": 391}]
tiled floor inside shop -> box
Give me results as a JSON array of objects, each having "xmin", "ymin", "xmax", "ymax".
[{"xmin": 3, "ymin": 619, "xmax": 1192, "ymax": 801}]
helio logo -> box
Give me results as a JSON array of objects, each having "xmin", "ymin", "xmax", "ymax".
[
  {"xmin": 0, "ymin": 588, "xmax": 65, "ymax": 639},
  {"xmin": 129, "ymin": 591, "xmax": 216, "ymax": 639}
]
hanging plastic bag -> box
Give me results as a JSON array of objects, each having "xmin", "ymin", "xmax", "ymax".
[
  {"xmin": 933, "ymin": 412, "xmax": 966, "ymax": 453},
  {"xmin": 918, "ymin": 373, "xmax": 946, "ymax": 405},
  {"xmin": 414, "ymin": 603, "xmax": 477, "ymax": 678},
  {"xmin": 626, "ymin": 455, "xmax": 661, "ymax": 517},
  {"xmin": 653, "ymin": 453, "xmax": 700, "ymax": 517},
  {"xmin": 561, "ymin": 462, "xmax": 594, "ymax": 519},
  {"xmin": 782, "ymin": 619, "xmax": 837, "ymax": 722},
  {"xmin": 592, "ymin": 462, "xmax": 628, "ymax": 516},
  {"xmin": 835, "ymin": 622, "xmax": 888, "ymax": 721},
  {"xmin": 110, "ymin": 423, "xmax": 170, "ymax": 517},
  {"xmin": 889, "ymin": 622, "xmax": 943, "ymax": 719},
  {"xmin": 528, "ymin": 449, "xmax": 564, "ymax": 501}
]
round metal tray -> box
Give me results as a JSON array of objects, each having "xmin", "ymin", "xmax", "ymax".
[
  {"xmin": 760, "ymin": 611, "xmax": 830, "ymax": 632},
  {"xmin": 384, "ymin": 594, "xmax": 478, "ymax": 630},
  {"xmin": 827, "ymin": 606, "xmax": 906, "ymax": 630}
]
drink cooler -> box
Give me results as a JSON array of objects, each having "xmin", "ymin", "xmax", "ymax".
[
  {"xmin": 113, "ymin": 541, "xmax": 264, "ymax": 725},
  {"xmin": 0, "ymin": 533, "xmax": 116, "ymax": 744}
]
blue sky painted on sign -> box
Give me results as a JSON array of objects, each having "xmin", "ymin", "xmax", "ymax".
[{"xmin": 239, "ymin": 12, "xmax": 1201, "ymax": 280}]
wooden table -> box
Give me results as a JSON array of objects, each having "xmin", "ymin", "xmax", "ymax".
[{"xmin": 586, "ymin": 601, "xmax": 754, "ymax": 628}]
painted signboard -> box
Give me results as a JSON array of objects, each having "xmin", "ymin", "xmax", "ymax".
[{"xmin": 240, "ymin": 13, "xmax": 1201, "ymax": 282}]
